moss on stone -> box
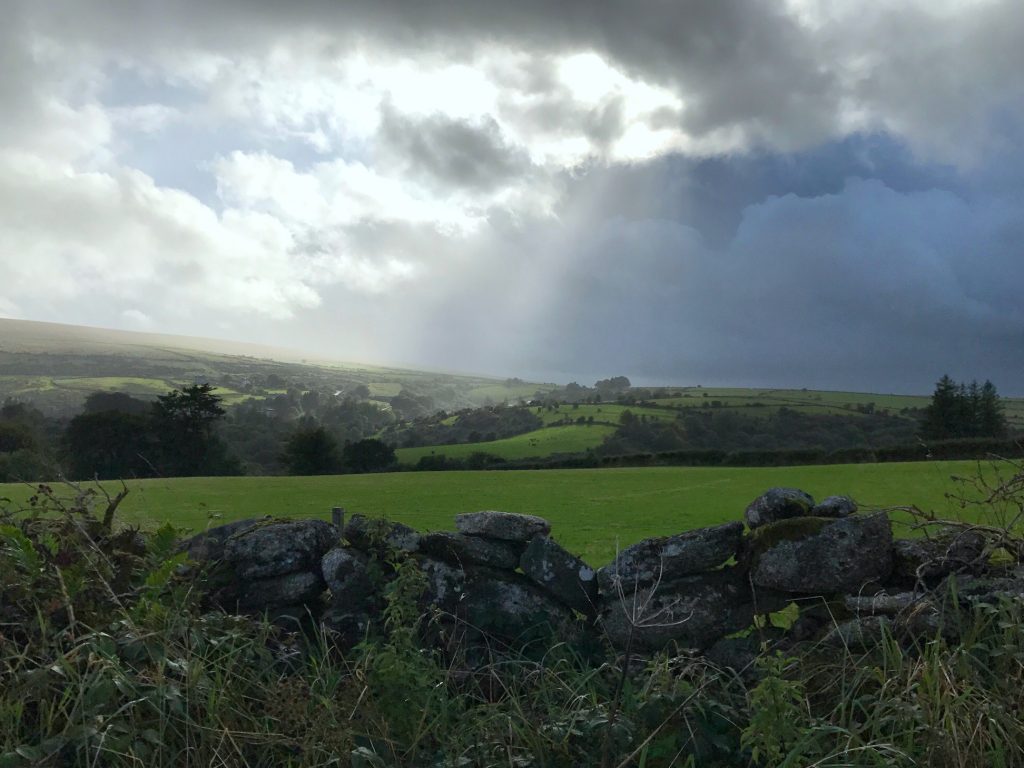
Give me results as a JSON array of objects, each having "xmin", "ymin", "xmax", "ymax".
[{"xmin": 746, "ymin": 516, "xmax": 835, "ymax": 557}]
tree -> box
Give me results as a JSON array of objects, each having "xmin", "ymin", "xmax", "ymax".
[
  {"xmin": 83, "ymin": 391, "xmax": 150, "ymax": 416},
  {"xmin": 341, "ymin": 438, "xmax": 397, "ymax": 473},
  {"xmin": 922, "ymin": 375, "xmax": 960, "ymax": 440},
  {"xmin": 979, "ymin": 380, "xmax": 1008, "ymax": 438},
  {"xmin": 282, "ymin": 425, "xmax": 341, "ymax": 475},
  {"xmin": 922, "ymin": 375, "xmax": 1008, "ymax": 440},
  {"xmin": 151, "ymin": 384, "xmax": 239, "ymax": 476},
  {"xmin": 62, "ymin": 411, "xmax": 155, "ymax": 479}
]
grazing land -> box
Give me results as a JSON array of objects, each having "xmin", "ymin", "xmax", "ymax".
[
  {"xmin": 395, "ymin": 424, "xmax": 617, "ymax": 464},
  {"xmin": 2, "ymin": 460, "xmax": 999, "ymax": 564}
]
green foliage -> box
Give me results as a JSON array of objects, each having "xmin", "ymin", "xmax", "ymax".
[
  {"xmin": 923, "ymin": 374, "xmax": 1008, "ymax": 440},
  {"xmin": 342, "ymin": 438, "xmax": 397, "ymax": 473},
  {"xmin": 281, "ymin": 424, "xmax": 341, "ymax": 475}
]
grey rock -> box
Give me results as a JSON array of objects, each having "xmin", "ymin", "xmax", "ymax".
[
  {"xmin": 419, "ymin": 531, "xmax": 523, "ymax": 570},
  {"xmin": 599, "ymin": 567, "xmax": 756, "ymax": 652},
  {"xmin": 223, "ymin": 519, "xmax": 338, "ymax": 580},
  {"xmin": 179, "ymin": 517, "xmax": 267, "ymax": 561},
  {"xmin": 844, "ymin": 592, "xmax": 920, "ymax": 616},
  {"xmin": 519, "ymin": 535, "xmax": 598, "ymax": 616},
  {"xmin": 744, "ymin": 488, "xmax": 815, "ymax": 529},
  {"xmin": 321, "ymin": 547, "xmax": 374, "ymax": 603},
  {"xmin": 811, "ymin": 496, "xmax": 858, "ymax": 518},
  {"xmin": 597, "ymin": 522, "xmax": 744, "ymax": 593},
  {"xmin": 321, "ymin": 603, "xmax": 373, "ymax": 646},
  {"xmin": 418, "ymin": 556, "xmax": 468, "ymax": 611},
  {"xmin": 236, "ymin": 570, "xmax": 325, "ymax": 610},
  {"xmin": 823, "ymin": 616, "xmax": 891, "ymax": 649},
  {"xmin": 455, "ymin": 511, "xmax": 551, "ymax": 542},
  {"xmin": 344, "ymin": 515, "xmax": 421, "ymax": 554},
  {"xmin": 417, "ymin": 557, "xmax": 574, "ymax": 643},
  {"xmin": 749, "ymin": 512, "xmax": 893, "ymax": 594},
  {"xmin": 889, "ymin": 530, "xmax": 986, "ymax": 588}
]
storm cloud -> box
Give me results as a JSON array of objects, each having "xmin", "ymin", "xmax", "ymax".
[{"xmin": 1, "ymin": 0, "xmax": 1022, "ymax": 392}]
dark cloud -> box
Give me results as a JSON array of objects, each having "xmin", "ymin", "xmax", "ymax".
[
  {"xmin": 377, "ymin": 104, "xmax": 529, "ymax": 192},
  {"xmin": 4, "ymin": 0, "xmax": 1024, "ymax": 395}
]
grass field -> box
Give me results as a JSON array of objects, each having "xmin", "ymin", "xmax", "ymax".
[
  {"xmin": 395, "ymin": 424, "xmax": 617, "ymax": 464},
  {"xmin": 2, "ymin": 461, "xmax": 1006, "ymax": 565}
]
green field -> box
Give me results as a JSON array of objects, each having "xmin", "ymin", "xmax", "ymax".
[
  {"xmin": 534, "ymin": 403, "xmax": 674, "ymax": 426},
  {"xmin": 2, "ymin": 461, "xmax": 1004, "ymax": 565},
  {"xmin": 395, "ymin": 424, "xmax": 617, "ymax": 464}
]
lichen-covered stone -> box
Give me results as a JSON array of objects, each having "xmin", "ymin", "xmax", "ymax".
[
  {"xmin": 344, "ymin": 515, "xmax": 421, "ymax": 554},
  {"xmin": 419, "ymin": 531, "xmax": 523, "ymax": 570},
  {"xmin": 888, "ymin": 530, "xmax": 986, "ymax": 588},
  {"xmin": 844, "ymin": 592, "xmax": 919, "ymax": 616},
  {"xmin": 520, "ymin": 535, "xmax": 598, "ymax": 616},
  {"xmin": 811, "ymin": 496, "xmax": 858, "ymax": 518},
  {"xmin": 598, "ymin": 567, "xmax": 756, "ymax": 652},
  {"xmin": 749, "ymin": 512, "xmax": 893, "ymax": 594},
  {"xmin": 223, "ymin": 519, "xmax": 338, "ymax": 580},
  {"xmin": 597, "ymin": 522, "xmax": 743, "ymax": 593},
  {"xmin": 744, "ymin": 488, "xmax": 815, "ymax": 529},
  {"xmin": 455, "ymin": 511, "xmax": 551, "ymax": 542},
  {"xmin": 321, "ymin": 546, "xmax": 374, "ymax": 599},
  {"xmin": 418, "ymin": 557, "xmax": 573, "ymax": 643},
  {"xmin": 235, "ymin": 570, "xmax": 324, "ymax": 611},
  {"xmin": 179, "ymin": 517, "xmax": 267, "ymax": 561}
]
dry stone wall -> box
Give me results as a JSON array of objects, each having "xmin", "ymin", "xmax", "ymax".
[{"xmin": 181, "ymin": 487, "xmax": 1012, "ymax": 664}]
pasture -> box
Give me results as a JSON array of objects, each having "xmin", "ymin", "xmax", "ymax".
[
  {"xmin": 395, "ymin": 424, "xmax": 617, "ymax": 464},
  {"xmin": 1, "ymin": 461, "xmax": 1002, "ymax": 565}
]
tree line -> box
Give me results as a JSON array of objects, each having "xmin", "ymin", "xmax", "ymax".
[{"xmin": 922, "ymin": 375, "xmax": 1007, "ymax": 440}]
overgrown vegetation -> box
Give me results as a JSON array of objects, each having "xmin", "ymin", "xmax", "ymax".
[{"xmin": 4, "ymin": 466, "xmax": 1024, "ymax": 766}]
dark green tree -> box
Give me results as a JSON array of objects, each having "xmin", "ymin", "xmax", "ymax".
[
  {"xmin": 151, "ymin": 384, "xmax": 240, "ymax": 476},
  {"xmin": 61, "ymin": 411, "xmax": 155, "ymax": 480},
  {"xmin": 922, "ymin": 375, "xmax": 960, "ymax": 439},
  {"xmin": 282, "ymin": 425, "xmax": 341, "ymax": 475},
  {"xmin": 341, "ymin": 438, "xmax": 397, "ymax": 473},
  {"xmin": 979, "ymin": 380, "xmax": 1008, "ymax": 438}
]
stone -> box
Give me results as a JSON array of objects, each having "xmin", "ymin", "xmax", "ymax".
[
  {"xmin": 223, "ymin": 519, "xmax": 338, "ymax": 580},
  {"xmin": 811, "ymin": 496, "xmax": 858, "ymax": 518},
  {"xmin": 597, "ymin": 522, "xmax": 743, "ymax": 593},
  {"xmin": 749, "ymin": 512, "xmax": 893, "ymax": 594},
  {"xmin": 519, "ymin": 535, "xmax": 598, "ymax": 616},
  {"xmin": 321, "ymin": 546, "xmax": 374, "ymax": 602},
  {"xmin": 178, "ymin": 517, "xmax": 267, "ymax": 561},
  {"xmin": 419, "ymin": 531, "xmax": 523, "ymax": 570},
  {"xmin": 455, "ymin": 511, "xmax": 551, "ymax": 542},
  {"xmin": 418, "ymin": 557, "xmax": 574, "ymax": 644},
  {"xmin": 344, "ymin": 515, "xmax": 421, "ymax": 554},
  {"xmin": 823, "ymin": 616, "xmax": 891, "ymax": 649},
  {"xmin": 235, "ymin": 570, "xmax": 325, "ymax": 611},
  {"xmin": 844, "ymin": 592, "xmax": 920, "ymax": 617},
  {"xmin": 744, "ymin": 487, "xmax": 815, "ymax": 529},
  {"xmin": 598, "ymin": 567, "xmax": 756, "ymax": 652},
  {"xmin": 888, "ymin": 530, "xmax": 986, "ymax": 588}
]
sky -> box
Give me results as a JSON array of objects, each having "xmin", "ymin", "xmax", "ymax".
[{"xmin": 1, "ymin": 0, "xmax": 1023, "ymax": 393}]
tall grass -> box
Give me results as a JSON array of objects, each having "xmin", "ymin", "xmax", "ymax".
[{"xmin": 3, "ymin": 480, "xmax": 1024, "ymax": 766}]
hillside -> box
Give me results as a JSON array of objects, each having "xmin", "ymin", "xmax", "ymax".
[{"xmin": 0, "ymin": 318, "xmax": 556, "ymax": 416}]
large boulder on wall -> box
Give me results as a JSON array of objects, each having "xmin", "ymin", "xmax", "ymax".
[
  {"xmin": 455, "ymin": 511, "xmax": 551, "ymax": 541},
  {"xmin": 744, "ymin": 487, "xmax": 816, "ymax": 529},
  {"xmin": 598, "ymin": 567, "xmax": 757, "ymax": 652},
  {"xmin": 747, "ymin": 512, "xmax": 894, "ymax": 594},
  {"xmin": 418, "ymin": 557, "xmax": 575, "ymax": 645},
  {"xmin": 519, "ymin": 535, "xmax": 598, "ymax": 616},
  {"xmin": 596, "ymin": 522, "xmax": 744, "ymax": 593},
  {"xmin": 222, "ymin": 519, "xmax": 338, "ymax": 580}
]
